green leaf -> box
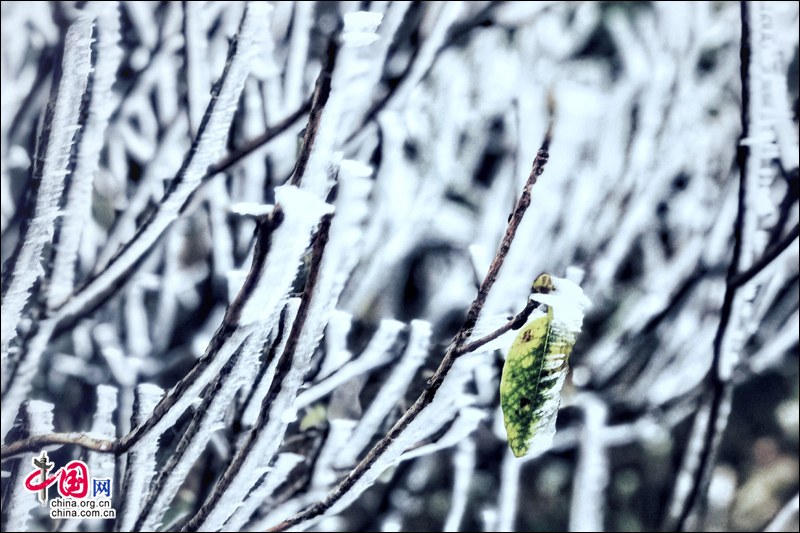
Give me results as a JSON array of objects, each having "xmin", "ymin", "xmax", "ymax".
[{"xmin": 500, "ymin": 274, "xmax": 587, "ymax": 458}]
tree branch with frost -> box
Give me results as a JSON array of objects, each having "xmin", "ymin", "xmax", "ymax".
[
  {"xmin": 182, "ymin": 213, "xmax": 334, "ymax": 531},
  {"xmin": 47, "ymin": 3, "xmax": 122, "ymax": 310},
  {"xmin": 0, "ymin": 1, "xmax": 271, "ymax": 442},
  {"xmin": 294, "ymin": 318, "xmax": 405, "ymax": 409},
  {"xmin": 0, "ymin": 15, "xmax": 93, "ymax": 362},
  {"xmin": 265, "ymin": 113, "xmax": 555, "ymax": 532},
  {"xmin": 670, "ymin": 3, "xmax": 797, "ymax": 529},
  {"xmin": 1, "ymin": 188, "xmax": 330, "ymax": 463},
  {"xmin": 116, "ymin": 384, "xmax": 164, "ymax": 532},
  {"xmin": 728, "ymin": 222, "xmax": 799, "ymax": 288},
  {"xmin": 49, "ymin": 1, "xmax": 271, "ymax": 332}
]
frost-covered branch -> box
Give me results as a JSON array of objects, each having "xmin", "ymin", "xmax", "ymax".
[
  {"xmin": 1, "ymin": 15, "xmax": 93, "ymax": 362},
  {"xmin": 47, "ymin": 3, "xmax": 122, "ymax": 310}
]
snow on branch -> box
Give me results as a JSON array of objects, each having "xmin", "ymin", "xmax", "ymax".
[
  {"xmin": 47, "ymin": 3, "xmax": 122, "ymax": 310},
  {"xmin": 53, "ymin": 1, "xmax": 273, "ymax": 329},
  {"xmin": 1, "ymin": 15, "xmax": 93, "ymax": 362}
]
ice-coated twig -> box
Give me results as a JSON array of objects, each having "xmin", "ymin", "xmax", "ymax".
[
  {"xmin": 311, "ymin": 419, "xmax": 358, "ymax": 489},
  {"xmin": 1, "ymin": 401, "xmax": 54, "ymax": 532},
  {"xmin": 1, "ymin": 318, "xmax": 57, "ymax": 442},
  {"xmin": 568, "ymin": 394, "xmax": 610, "ymax": 533},
  {"xmin": 316, "ymin": 310, "xmax": 353, "ymax": 379},
  {"xmin": 117, "ymin": 185, "xmax": 331, "ymax": 454},
  {"xmin": 240, "ymin": 299, "xmax": 301, "ymax": 428},
  {"xmin": 399, "ymin": 407, "xmax": 485, "ymax": 463},
  {"xmin": 386, "ymin": 2, "xmax": 463, "ymax": 112},
  {"xmin": 671, "ymin": 3, "xmax": 793, "ymax": 528},
  {"xmin": 443, "ymin": 437, "xmax": 476, "ymax": 532},
  {"xmin": 285, "ymin": 354, "xmax": 481, "ymax": 531},
  {"xmin": 1, "ymin": 4, "xmax": 271, "ymax": 443},
  {"xmin": 1, "ymin": 15, "xmax": 93, "ymax": 363},
  {"xmin": 336, "ymin": 319, "xmax": 431, "ymax": 467},
  {"xmin": 116, "ymin": 383, "xmax": 164, "ymax": 532},
  {"xmin": 94, "ymin": 115, "xmax": 190, "ymax": 272},
  {"xmin": 1, "ymin": 185, "xmax": 332, "ymax": 456},
  {"xmin": 47, "ymin": 3, "xmax": 122, "ymax": 310},
  {"xmin": 86, "ymin": 384, "xmax": 118, "ymax": 481},
  {"xmin": 283, "ymin": 2, "xmax": 313, "ymax": 120},
  {"xmin": 291, "ymin": 14, "xmax": 383, "ymax": 200},
  {"xmin": 665, "ymin": 397, "xmax": 712, "ymax": 530},
  {"xmin": 134, "ymin": 337, "xmax": 256, "ymax": 531},
  {"xmin": 184, "ymin": 2, "xmax": 210, "ymax": 137},
  {"xmin": 748, "ymin": 310, "xmax": 799, "ymax": 375},
  {"xmin": 295, "ymin": 318, "xmax": 405, "ymax": 408},
  {"xmin": 224, "ymin": 453, "xmax": 306, "ymax": 531},
  {"xmin": 182, "ymin": 213, "xmax": 334, "ymax": 531}
]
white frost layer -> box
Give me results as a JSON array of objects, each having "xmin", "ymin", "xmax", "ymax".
[
  {"xmin": 319, "ymin": 353, "xmax": 481, "ymax": 523},
  {"xmin": 224, "ymin": 452, "xmax": 305, "ymax": 531},
  {"xmin": 117, "ymin": 384, "xmax": 164, "ymax": 533},
  {"xmin": 529, "ymin": 275, "xmax": 592, "ymax": 336},
  {"xmin": 231, "ymin": 202, "xmax": 275, "ymax": 216},
  {"xmin": 317, "ymin": 310, "xmax": 353, "ymax": 380},
  {"xmin": 241, "ymin": 299, "xmax": 301, "ymax": 428},
  {"xmin": 48, "ymin": 4, "xmax": 123, "ymax": 309},
  {"xmin": 54, "ymin": 1, "xmax": 271, "ymax": 329},
  {"xmin": 312, "ymin": 419, "xmax": 358, "ymax": 489},
  {"xmin": 1, "ymin": 319, "xmax": 57, "ymax": 442},
  {"xmin": 138, "ymin": 331, "xmax": 267, "ymax": 531},
  {"xmin": 300, "ymin": 18, "xmax": 382, "ymax": 198},
  {"xmin": 238, "ymin": 185, "xmax": 333, "ymax": 325},
  {"xmin": 342, "ymin": 12, "xmax": 383, "ymax": 47},
  {"xmin": 443, "ymin": 438, "xmax": 476, "ymax": 532},
  {"xmin": 197, "ymin": 174, "xmax": 367, "ymax": 529},
  {"xmin": 1, "ymin": 16, "xmax": 93, "ymax": 361},
  {"xmin": 87, "ymin": 385, "xmax": 118, "ymax": 482},
  {"xmin": 296, "ymin": 318, "xmax": 405, "ymax": 409},
  {"xmin": 398, "ymin": 407, "xmax": 486, "ymax": 463},
  {"xmin": 289, "ymin": 160, "xmax": 372, "ymax": 378}
]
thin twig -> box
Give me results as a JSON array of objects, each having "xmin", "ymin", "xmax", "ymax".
[
  {"xmin": 672, "ymin": 4, "xmax": 750, "ymax": 529},
  {"xmin": 288, "ymin": 36, "xmax": 339, "ymax": 188},
  {"xmin": 265, "ymin": 117, "xmax": 554, "ymax": 532},
  {"xmin": 116, "ymin": 208, "xmax": 285, "ymax": 454},
  {"xmin": 0, "ymin": 432, "xmax": 117, "ymax": 460},
  {"xmin": 456, "ymin": 299, "xmax": 539, "ymax": 356},
  {"xmin": 0, "ymin": 16, "xmax": 93, "ymax": 361},
  {"xmin": 204, "ymin": 100, "xmax": 311, "ymax": 182},
  {"xmin": 344, "ymin": 2, "xmax": 505, "ymax": 149},
  {"xmin": 0, "ymin": 205, "xmax": 285, "ymax": 460},
  {"xmin": 729, "ymin": 223, "xmax": 799, "ymax": 288}
]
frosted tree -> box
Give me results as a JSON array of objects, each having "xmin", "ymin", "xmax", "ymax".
[{"xmin": 1, "ymin": 2, "xmax": 798, "ymax": 532}]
